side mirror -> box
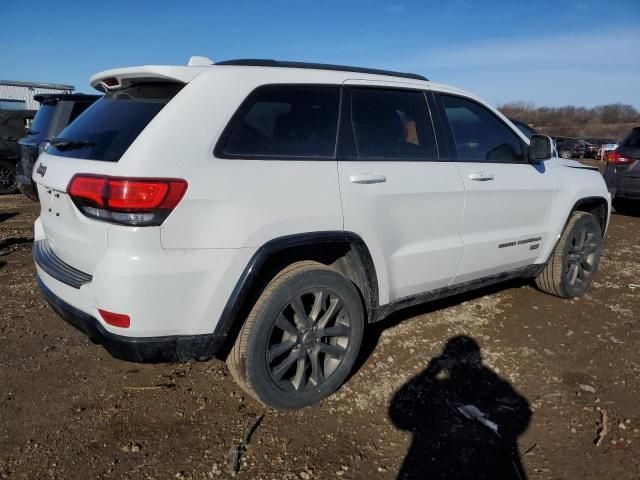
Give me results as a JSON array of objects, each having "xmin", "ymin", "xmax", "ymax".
[{"xmin": 529, "ymin": 135, "xmax": 553, "ymax": 162}]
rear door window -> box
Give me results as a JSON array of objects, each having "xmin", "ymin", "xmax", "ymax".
[
  {"xmin": 221, "ymin": 86, "xmax": 340, "ymax": 158},
  {"xmin": 46, "ymin": 83, "xmax": 183, "ymax": 162},
  {"xmin": 440, "ymin": 94, "xmax": 525, "ymax": 163},
  {"xmin": 351, "ymin": 88, "xmax": 436, "ymax": 159}
]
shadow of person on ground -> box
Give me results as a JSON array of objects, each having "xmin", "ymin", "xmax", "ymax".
[{"xmin": 389, "ymin": 336, "xmax": 531, "ymax": 480}]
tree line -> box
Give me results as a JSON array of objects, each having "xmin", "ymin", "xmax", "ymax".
[{"xmin": 498, "ymin": 102, "xmax": 640, "ymax": 140}]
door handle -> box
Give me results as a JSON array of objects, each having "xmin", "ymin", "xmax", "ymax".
[
  {"xmin": 349, "ymin": 174, "xmax": 387, "ymax": 184},
  {"xmin": 468, "ymin": 172, "xmax": 495, "ymax": 181}
]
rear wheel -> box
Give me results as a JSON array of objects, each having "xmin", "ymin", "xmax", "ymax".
[
  {"xmin": 227, "ymin": 261, "xmax": 364, "ymax": 410},
  {"xmin": 0, "ymin": 159, "xmax": 18, "ymax": 195},
  {"xmin": 560, "ymin": 149, "xmax": 572, "ymax": 159},
  {"xmin": 535, "ymin": 211, "xmax": 602, "ymax": 298}
]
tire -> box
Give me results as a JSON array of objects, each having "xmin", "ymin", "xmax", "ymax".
[
  {"xmin": 535, "ymin": 211, "xmax": 603, "ymax": 298},
  {"xmin": 560, "ymin": 149, "xmax": 572, "ymax": 159},
  {"xmin": 226, "ymin": 260, "xmax": 365, "ymax": 410},
  {"xmin": 0, "ymin": 159, "xmax": 18, "ymax": 195}
]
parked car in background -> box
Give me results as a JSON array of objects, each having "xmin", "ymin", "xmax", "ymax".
[
  {"xmin": 582, "ymin": 137, "xmax": 606, "ymax": 148},
  {"xmin": 578, "ymin": 140, "xmax": 599, "ymax": 158},
  {"xmin": 603, "ymin": 127, "xmax": 640, "ymax": 203},
  {"xmin": 17, "ymin": 93, "xmax": 100, "ymax": 200},
  {"xmin": 553, "ymin": 136, "xmax": 586, "ymax": 159},
  {"xmin": 32, "ymin": 57, "xmax": 610, "ymax": 409},
  {"xmin": 596, "ymin": 140, "xmax": 619, "ymax": 160},
  {"xmin": 0, "ymin": 107, "xmax": 36, "ymax": 194}
]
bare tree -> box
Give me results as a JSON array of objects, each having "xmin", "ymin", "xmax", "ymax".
[{"xmin": 498, "ymin": 102, "xmax": 639, "ymax": 139}]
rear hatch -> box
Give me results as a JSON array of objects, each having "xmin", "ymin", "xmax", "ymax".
[
  {"xmin": 33, "ymin": 82, "xmax": 183, "ymax": 274},
  {"xmin": 616, "ymin": 127, "xmax": 640, "ymax": 179}
]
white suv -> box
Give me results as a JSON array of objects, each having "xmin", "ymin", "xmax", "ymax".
[{"xmin": 32, "ymin": 58, "xmax": 610, "ymax": 409}]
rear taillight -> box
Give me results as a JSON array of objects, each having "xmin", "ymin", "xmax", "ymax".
[
  {"xmin": 607, "ymin": 151, "xmax": 633, "ymax": 165},
  {"xmin": 67, "ymin": 175, "xmax": 187, "ymax": 226}
]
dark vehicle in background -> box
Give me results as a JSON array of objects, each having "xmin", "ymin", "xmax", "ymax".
[
  {"xmin": 17, "ymin": 93, "xmax": 100, "ymax": 199},
  {"xmin": 582, "ymin": 137, "xmax": 607, "ymax": 148},
  {"xmin": 578, "ymin": 139, "xmax": 599, "ymax": 158},
  {"xmin": 0, "ymin": 107, "xmax": 36, "ymax": 194},
  {"xmin": 604, "ymin": 127, "xmax": 640, "ymax": 204},
  {"xmin": 583, "ymin": 138, "xmax": 620, "ymax": 159},
  {"xmin": 553, "ymin": 136, "xmax": 586, "ymax": 159}
]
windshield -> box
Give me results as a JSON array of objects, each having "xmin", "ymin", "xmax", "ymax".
[
  {"xmin": 46, "ymin": 82, "xmax": 183, "ymax": 162},
  {"xmin": 510, "ymin": 119, "xmax": 536, "ymax": 139}
]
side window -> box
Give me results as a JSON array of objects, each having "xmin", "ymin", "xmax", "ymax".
[
  {"xmin": 222, "ymin": 86, "xmax": 340, "ymax": 158},
  {"xmin": 351, "ymin": 88, "xmax": 436, "ymax": 159},
  {"xmin": 441, "ymin": 95, "xmax": 525, "ymax": 163}
]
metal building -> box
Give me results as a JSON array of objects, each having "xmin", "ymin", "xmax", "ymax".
[{"xmin": 0, "ymin": 80, "xmax": 75, "ymax": 110}]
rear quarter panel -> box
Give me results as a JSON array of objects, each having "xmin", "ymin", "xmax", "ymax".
[{"xmin": 116, "ymin": 69, "xmax": 344, "ymax": 250}]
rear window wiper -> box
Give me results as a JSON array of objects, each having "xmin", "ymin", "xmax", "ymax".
[{"xmin": 49, "ymin": 138, "xmax": 95, "ymax": 150}]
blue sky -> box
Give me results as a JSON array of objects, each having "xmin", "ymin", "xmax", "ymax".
[{"xmin": 1, "ymin": 0, "xmax": 639, "ymax": 108}]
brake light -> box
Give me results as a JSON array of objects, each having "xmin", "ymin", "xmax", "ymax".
[
  {"xmin": 607, "ymin": 151, "xmax": 633, "ymax": 165},
  {"xmin": 67, "ymin": 175, "xmax": 187, "ymax": 226},
  {"xmin": 99, "ymin": 309, "xmax": 130, "ymax": 328}
]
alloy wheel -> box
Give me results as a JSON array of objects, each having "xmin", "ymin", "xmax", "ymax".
[
  {"xmin": 565, "ymin": 224, "xmax": 599, "ymax": 289},
  {"xmin": 266, "ymin": 288, "xmax": 351, "ymax": 392}
]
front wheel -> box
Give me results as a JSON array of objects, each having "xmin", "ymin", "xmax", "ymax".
[
  {"xmin": 560, "ymin": 149, "xmax": 572, "ymax": 159},
  {"xmin": 535, "ymin": 211, "xmax": 603, "ymax": 298},
  {"xmin": 0, "ymin": 159, "xmax": 18, "ymax": 195},
  {"xmin": 226, "ymin": 261, "xmax": 364, "ymax": 409}
]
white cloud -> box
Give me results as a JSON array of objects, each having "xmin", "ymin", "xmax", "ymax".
[
  {"xmin": 395, "ymin": 29, "xmax": 640, "ymax": 72},
  {"xmin": 385, "ymin": 29, "xmax": 640, "ymax": 107}
]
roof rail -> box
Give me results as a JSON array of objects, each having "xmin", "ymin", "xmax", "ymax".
[{"xmin": 215, "ymin": 59, "xmax": 428, "ymax": 81}]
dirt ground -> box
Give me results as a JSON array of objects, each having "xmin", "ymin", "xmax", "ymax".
[{"xmin": 0, "ymin": 191, "xmax": 639, "ymax": 480}]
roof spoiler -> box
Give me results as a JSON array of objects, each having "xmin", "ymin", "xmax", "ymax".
[{"xmin": 90, "ymin": 62, "xmax": 212, "ymax": 92}]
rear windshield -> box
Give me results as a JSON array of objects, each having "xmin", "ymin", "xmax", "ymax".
[
  {"xmin": 46, "ymin": 83, "xmax": 183, "ymax": 162},
  {"xmin": 29, "ymin": 104, "xmax": 57, "ymax": 140},
  {"xmin": 621, "ymin": 128, "xmax": 640, "ymax": 148}
]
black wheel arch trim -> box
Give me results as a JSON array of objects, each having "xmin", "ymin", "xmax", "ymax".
[
  {"xmin": 570, "ymin": 195, "xmax": 610, "ymax": 234},
  {"xmin": 213, "ymin": 231, "xmax": 380, "ymax": 352},
  {"xmin": 546, "ymin": 195, "xmax": 610, "ymax": 263}
]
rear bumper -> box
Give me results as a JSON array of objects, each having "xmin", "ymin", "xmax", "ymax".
[
  {"xmin": 604, "ymin": 166, "xmax": 640, "ymax": 199},
  {"xmin": 36, "ymin": 273, "xmax": 223, "ymax": 362}
]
